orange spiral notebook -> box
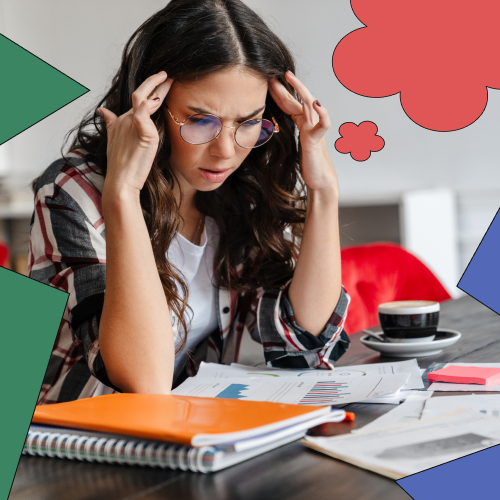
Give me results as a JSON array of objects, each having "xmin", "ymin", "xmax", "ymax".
[{"xmin": 25, "ymin": 393, "xmax": 342, "ymax": 472}]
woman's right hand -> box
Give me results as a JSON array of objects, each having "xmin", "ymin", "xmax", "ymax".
[{"xmin": 98, "ymin": 71, "xmax": 174, "ymax": 197}]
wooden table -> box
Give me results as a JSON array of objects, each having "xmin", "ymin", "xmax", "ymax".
[{"xmin": 9, "ymin": 296, "xmax": 500, "ymax": 500}]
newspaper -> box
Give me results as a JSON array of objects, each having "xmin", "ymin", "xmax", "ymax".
[{"xmin": 303, "ymin": 409, "xmax": 500, "ymax": 479}]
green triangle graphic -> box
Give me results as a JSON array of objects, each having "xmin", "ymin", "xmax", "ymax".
[
  {"xmin": 0, "ymin": 33, "xmax": 89, "ymax": 145},
  {"xmin": 0, "ymin": 268, "xmax": 68, "ymax": 500}
]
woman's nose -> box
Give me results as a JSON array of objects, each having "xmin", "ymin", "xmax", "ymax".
[{"xmin": 210, "ymin": 127, "xmax": 236, "ymax": 159}]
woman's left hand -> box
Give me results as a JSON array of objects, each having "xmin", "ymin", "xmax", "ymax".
[{"xmin": 269, "ymin": 72, "xmax": 338, "ymax": 194}]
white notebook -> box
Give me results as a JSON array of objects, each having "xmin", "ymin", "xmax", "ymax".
[{"xmin": 24, "ymin": 424, "xmax": 308, "ymax": 473}]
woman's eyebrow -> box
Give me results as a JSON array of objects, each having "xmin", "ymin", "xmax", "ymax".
[{"xmin": 187, "ymin": 106, "xmax": 266, "ymax": 121}]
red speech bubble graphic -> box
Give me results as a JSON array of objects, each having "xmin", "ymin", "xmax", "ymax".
[
  {"xmin": 335, "ymin": 121, "xmax": 384, "ymax": 161},
  {"xmin": 332, "ymin": 0, "xmax": 500, "ymax": 132}
]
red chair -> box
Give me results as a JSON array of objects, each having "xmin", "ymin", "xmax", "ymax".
[
  {"xmin": 341, "ymin": 242, "xmax": 452, "ymax": 335},
  {"xmin": 0, "ymin": 242, "xmax": 9, "ymax": 268}
]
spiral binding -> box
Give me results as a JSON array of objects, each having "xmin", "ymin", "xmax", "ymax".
[{"xmin": 23, "ymin": 430, "xmax": 216, "ymax": 473}]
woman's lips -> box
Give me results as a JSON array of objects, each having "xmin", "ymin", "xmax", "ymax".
[{"xmin": 199, "ymin": 168, "xmax": 231, "ymax": 183}]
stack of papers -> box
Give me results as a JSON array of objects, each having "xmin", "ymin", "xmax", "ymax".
[
  {"xmin": 353, "ymin": 389, "xmax": 500, "ymax": 434},
  {"xmin": 303, "ymin": 408, "xmax": 500, "ymax": 479},
  {"xmin": 304, "ymin": 392, "xmax": 500, "ymax": 478},
  {"xmin": 351, "ymin": 391, "xmax": 434, "ymax": 433},
  {"xmin": 171, "ymin": 360, "xmax": 422, "ymax": 406},
  {"xmin": 171, "ymin": 359, "xmax": 500, "ymax": 476}
]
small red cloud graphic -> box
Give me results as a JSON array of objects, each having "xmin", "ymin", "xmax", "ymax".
[
  {"xmin": 332, "ymin": 0, "xmax": 500, "ymax": 132},
  {"xmin": 335, "ymin": 121, "xmax": 384, "ymax": 161}
]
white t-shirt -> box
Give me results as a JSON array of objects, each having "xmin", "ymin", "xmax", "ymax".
[{"xmin": 166, "ymin": 217, "xmax": 219, "ymax": 378}]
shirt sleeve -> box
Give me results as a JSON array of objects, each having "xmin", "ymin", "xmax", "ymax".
[
  {"xmin": 246, "ymin": 281, "xmax": 351, "ymax": 369},
  {"xmin": 28, "ymin": 157, "xmax": 120, "ymax": 391},
  {"xmin": 239, "ymin": 226, "xmax": 351, "ymax": 370}
]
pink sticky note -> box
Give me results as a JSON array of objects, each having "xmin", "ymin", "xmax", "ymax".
[{"xmin": 428, "ymin": 365, "xmax": 500, "ymax": 385}]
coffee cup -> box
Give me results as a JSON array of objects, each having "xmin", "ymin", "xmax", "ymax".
[{"xmin": 378, "ymin": 300, "xmax": 440, "ymax": 343}]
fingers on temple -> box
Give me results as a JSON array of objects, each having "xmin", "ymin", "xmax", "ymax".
[
  {"xmin": 269, "ymin": 77, "xmax": 303, "ymax": 116},
  {"xmin": 286, "ymin": 73, "xmax": 318, "ymax": 124},
  {"xmin": 131, "ymin": 72, "xmax": 170, "ymax": 113},
  {"xmin": 147, "ymin": 77, "xmax": 174, "ymax": 114},
  {"xmin": 268, "ymin": 80, "xmax": 288, "ymax": 113},
  {"xmin": 285, "ymin": 72, "xmax": 315, "ymax": 105}
]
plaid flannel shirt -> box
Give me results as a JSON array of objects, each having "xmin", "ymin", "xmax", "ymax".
[{"xmin": 29, "ymin": 150, "xmax": 351, "ymax": 404}]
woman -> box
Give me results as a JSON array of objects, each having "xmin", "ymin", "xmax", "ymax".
[{"xmin": 29, "ymin": 0, "xmax": 350, "ymax": 404}]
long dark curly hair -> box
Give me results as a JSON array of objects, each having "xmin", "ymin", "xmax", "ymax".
[{"xmin": 52, "ymin": 0, "xmax": 306, "ymax": 351}]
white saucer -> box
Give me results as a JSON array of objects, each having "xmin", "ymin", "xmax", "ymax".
[{"xmin": 360, "ymin": 328, "xmax": 462, "ymax": 358}]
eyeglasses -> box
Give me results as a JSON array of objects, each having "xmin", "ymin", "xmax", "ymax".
[{"xmin": 165, "ymin": 107, "xmax": 279, "ymax": 149}]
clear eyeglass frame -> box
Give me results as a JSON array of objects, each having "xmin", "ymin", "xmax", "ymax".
[{"xmin": 165, "ymin": 107, "xmax": 280, "ymax": 149}]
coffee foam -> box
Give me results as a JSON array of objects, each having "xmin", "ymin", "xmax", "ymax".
[
  {"xmin": 378, "ymin": 300, "xmax": 440, "ymax": 315},
  {"xmin": 380, "ymin": 300, "xmax": 437, "ymax": 309}
]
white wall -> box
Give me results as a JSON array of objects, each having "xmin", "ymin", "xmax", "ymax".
[
  {"xmin": 245, "ymin": 0, "xmax": 500, "ymax": 294},
  {"xmin": 3, "ymin": 0, "xmax": 500, "ymax": 192},
  {"xmin": 0, "ymin": 0, "xmax": 168, "ymax": 178},
  {"xmin": 0, "ymin": 0, "xmax": 497, "ymax": 291},
  {"xmin": 244, "ymin": 0, "xmax": 500, "ymax": 197}
]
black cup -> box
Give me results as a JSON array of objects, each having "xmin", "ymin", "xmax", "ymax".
[{"xmin": 378, "ymin": 300, "xmax": 440, "ymax": 343}]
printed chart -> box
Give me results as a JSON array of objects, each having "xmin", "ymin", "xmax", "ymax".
[
  {"xmin": 299, "ymin": 382, "xmax": 351, "ymax": 405},
  {"xmin": 196, "ymin": 359, "xmax": 423, "ymax": 390},
  {"xmin": 215, "ymin": 384, "xmax": 251, "ymax": 399},
  {"xmin": 172, "ymin": 374, "xmax": 409, "ymax": 406}
]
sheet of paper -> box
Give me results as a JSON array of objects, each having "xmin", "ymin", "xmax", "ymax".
[
  {"xmin": 303, "ymin": 409, "xmax": 500, "ymax": 479},
  {"xmin": 196, "ymin": 359, "xmax": 424, "ymax": 389},
  {"xmin": 425, "ymin": 363, "xmax": 500, "ymax": 392},
  {"xmin": 329, "ymin": 359, "xmax": 424, "ymax": 390},
  {"xmin": 171, "ymin": 374, "xmax": 410, "ymax": 406},
  {"xmin": 361, "ymin": 390, "xmax": 403, "ymax": 405},
  {"xmin": 362, "ymin": 389, "xmax": 425, "ymax": 405},
  {"xmin": 421, "ymin": 394, "xmax": 500, "ymax": 419},
  {"xmin": 353, "ymin": 392, "xmax": 434, "ymax": 433}
]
